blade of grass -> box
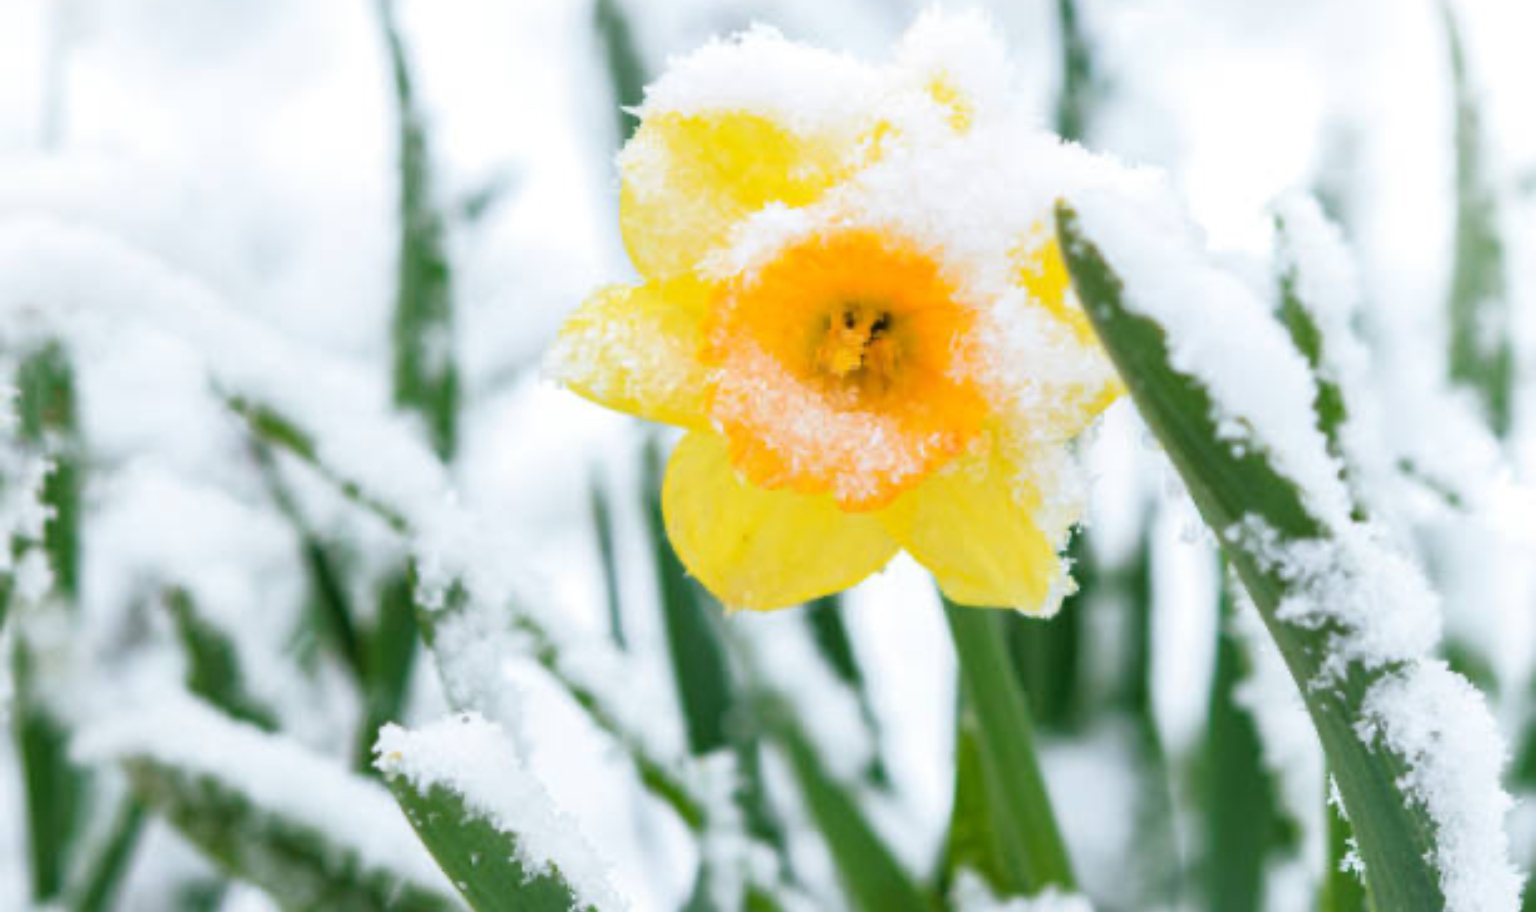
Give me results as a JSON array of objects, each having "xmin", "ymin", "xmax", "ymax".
[
  {"xmin": 803, "ymin": 595, "xmax": 890, "ymax": 788},
  {"xmin": 593, "ymin": 0, "xmax": 647, "ymax": 145},
  {"xmin": 356, "ymin": 570, "xmax": 420, "ymax": 773},
  {"xmin": 641, "ymin": 440, "xmax": 734, "ymax": 756},
  {"xmin": 1319, "ymin": 785, "xmax": 1369, "ymax": 912},
  {"xmin": 944, "ymin": 599, "xmax": 1075, "ymax": 893},
  {"xmin": 639, "ymin": 439, "xmax": 790, "ymax": 867},
  {"xmin": 11, "ymin": 342, "xmax": 87, "ymax": 903},
  {"xmin": 1059, "ymin": 202, "xmax": 1450, "ymax": 910},
  {"xmin": 768, "ymin": 708, "xmax": 928, "ymax": 912},
  {"xmin": 1203, "ymin": 574, "xmax": 1294, "ymax": 912},
  {"xmin": 1442, "ymin": 0, "xmax": 1513, "ymax": 438},
  {"xmin": 227, "ymin": 396, "xmax": 710, "ymax": 831},
  {"xmin": 124, "ymin": 756, "xmax": 458, "ymax": 912},
  {"xmin": 378, "ymin": 0, "xmax": 459, "ymax": 459},
  {"xmin": 940, "ymin": 692, "xmax": 1012, "ymax": 895},
  {"xmin": 164, "ymin": 588, "xmax": 280, "ymax": 732},
  {"xmin": 1053, "ymin": 0, "xmax": 1099, "ymax": 143},
  {"xmin": 67, "ymin": 797, "xmax": 147, "ymax": 912},
  {"xmin": 378, "ymin": 719, "xmax": 602, "ymax": 912},
  {"xmin": 588, "ymin": 472, "xmax": 627, "ymax": 649}
]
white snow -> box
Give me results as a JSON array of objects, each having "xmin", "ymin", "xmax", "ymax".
[
  {"xmin": 1357, "ymin": 661, "xmax": 1524, "ymax": 912},
  {"xmin": 73, "ymin": 689, "xmax": 451, "ymax": 895},
  {"xmin": 376, "ymin": 711, "xmax": 623, "ymax": 911},
  {"xmin": 1071, "ymin": 187, "xmax": 1356, "ymax": 527},
  {"xmin": 950, "ymin": 871, "xmax": 1095, "ymax": 912}
]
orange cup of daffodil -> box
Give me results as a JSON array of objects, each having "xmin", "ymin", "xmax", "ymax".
[{"xmin": 548, "ymin": 12, "xmax": 1121, "ymax": 612}]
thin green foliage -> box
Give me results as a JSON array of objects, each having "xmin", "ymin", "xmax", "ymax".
[
  {"xmin": 769, "ymin": 708, "xmax": 929, "ymax": 912},
  {"xmin": 1203, "ymin": 576, "xmax": 1295, "ymax": 912},
  {"xmin": 803, "ymin": 595, "xmax": 890, "ymax": 787},
  {"xmin": 378, "ymin": 0, "xmax": 459, "ymax": 459},
  {"xmin": 358, "ymin": 572, "xmax": 421, "ymax": 772},
  {"xmin": 164, "ymin": 588, "xmax": 280, "ymax": 732},
  {"xmin": 11, "ymin": 343, "xmax": 88, "ymax": 903},
  {"xmin": 67, "ymin": 797, "xmax": 147, "ymax": 912},
  {"xmin": 384, "ymin": 775, "xmax": 593, "ymax": 912},
  {"xmin": 641, "ymin": 439, "xmax": 735, "ymax": 755},
  {"xmin": 125, "ymin": 755, "xmax": 459, "ymax": 912},
  {"xmin": 594, "ymin": 0, "xmax": 648, "ymax": 144},
  {"xmin": 944, "ymin": 599, "xmax": 1075, "ymax": 894},
  {"xmin": 1442, "ymin": 0, "xmax": 1513, "ymax": 438},
  {"xmin": 1059, "ymin": 203, "xmax": 1447, "ymax": 910},
  {"xmin": 588, "ymin": 473, "xmax": 627, "ymax": 649}
]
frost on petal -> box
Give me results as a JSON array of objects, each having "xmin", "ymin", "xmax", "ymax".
[
  {"xmin": 544, "ymin": 279, "xmax": 712, "ymax": 429},
  {"xmin": 889, "ymin": 8, "xmax": 1015, "ymax": 135}
]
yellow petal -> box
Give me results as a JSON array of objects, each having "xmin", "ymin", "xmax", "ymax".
[
  {"xmin": 1016, "ymin": 230, "xmax": 1094, "ymax": 342},
  {"xmin": 546, "ymin": 278, "xmax": 712, "ymax": 429},
  {"xmin": 663, "ymin": 432, "xmax": 899, "ymax": 611},
  {"xmin": 880, "ymin": 444, "xmax": 1072, "ymax": 614},
  {"xmin": 619, "ymin": 111, "xmax": 853, "ymax": 281}
]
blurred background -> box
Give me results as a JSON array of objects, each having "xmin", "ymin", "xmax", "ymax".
[{"xmin": 1, "ymin": 1, "xmax": 1533, "ymax": 910}]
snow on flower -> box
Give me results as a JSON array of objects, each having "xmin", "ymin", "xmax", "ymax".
[{"xmin": 546, "ymin": 11, "xmax": 1122, "ymax": 612}]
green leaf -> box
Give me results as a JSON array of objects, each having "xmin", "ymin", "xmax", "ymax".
[
  {"xmin": 17, "ymin": 341, "xmax": 81, "ymax": 599},
  {"xmin": 1319, "ymin": 784, "xmax": 1370, "ymax": 912},
  {"xmin": 67, "ymin": 797, "xmax": 147, "ymax": 912},
  {"xmin": 1442, "ymin": 0, "xmax": 1513, "ymax": 438},
  {"xmin": 10, "ymin": 636, "xmax": 87, "ymax": 902},
  {"xmin": 12, "ymin": 343, "xmax": 88, "ymax": 902},
  {"xmin": 357, "ymin": 569, "xmax": 421, "ymax": 772},
  {"xmin": 587, "ymin": 473, "xmax": 627, "ymax": 649},
  {"xmin": 803, "ymin": 595, "xmax": 890, "ymax": 788},
  {"xmin": 378, "ymin": 0, "xmax": 459, "ymax": 459},
  {"xmin": 1203, "ymin": 575, "xmax": 1295, "ymax": 912},
  {"xmin": 120, "ymin": 727, "xmax": 459, "ymax": 912},
  {"xmin": 593, "ymin": 0, "xmax": 648, "ymax": 145},
  {"xmin": 249, "ymin": 439, "xmax": 367, "ymax": 683},
  {"xmin": 940, "ymin": 694, "xmax": 1012, "ymax": 895},
  {"xmin": 944, "ymin": 600, "xmax": 1075, "ymax": 893},
  {"xmin": 164, "ymin": 588, "xmax": 280, "ymax": 732},
  {"xmin": 1058, "ymin": 202, "xmax": 1446, "ymax": 910},
  {"xmin": 1053, "ymin": 0, "xmax": 1099, "ymax": 143},
  {"xmin": 770, "ymin": 712, "xmax": 928, "ymax": 912},
  {"xmin": 639, "ymin": 439, "xmax": 789, "ymax": 863},
  {"xmin": 383, "ymin": 776, "xmax": 593, "ymax": 912},
  {"xmin": 229, "ymin": 396, "xmax": 709, "ymax": 831},
  {"xmin": 641, "ymin": 440, "xmax": 734, "ymax": 756}
]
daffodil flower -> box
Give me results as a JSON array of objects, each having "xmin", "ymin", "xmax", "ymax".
[{"xmin": 548, "ymin": 12, "xmax": 1121, "ymax": 612}]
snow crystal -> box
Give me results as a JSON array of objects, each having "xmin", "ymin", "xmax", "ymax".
[
  {"xmin": 376, "ymin": 712, "xmax": 623, "ymax": 912},
  {"xmin": 73, "ymin": 689, "xmax": 451, "ymax": 893},
  {"xmin": 1357, "ymin": 662, "xmax": 1523, "ymax": 912}
]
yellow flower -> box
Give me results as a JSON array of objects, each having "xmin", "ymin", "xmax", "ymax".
[{"xmin": 548, "ymin": 13, "xmax": 1120, "ymax": 612}]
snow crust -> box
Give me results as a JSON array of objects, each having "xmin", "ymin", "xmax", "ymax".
[{"xmin": 376, "ymin": 712, "xmax": 623, "ymax": 911}]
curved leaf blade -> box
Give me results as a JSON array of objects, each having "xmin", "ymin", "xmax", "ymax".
[{"xmin": 1057, "ymin": 202, "xmax": 1449, "ymax": 910}]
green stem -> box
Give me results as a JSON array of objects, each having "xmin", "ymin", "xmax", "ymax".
[{"xmin": 944, "ymin": 600, "xmax": 1075, "ymax": 892}]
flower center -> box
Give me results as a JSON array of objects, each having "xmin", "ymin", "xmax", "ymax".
[
  {"xmin": 702, "ymin": 229, "xmax": 987, "ymax": 509},
  {"xmin": 816, "ymin": 304, "xmax": 899, "ymax": 390}
]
